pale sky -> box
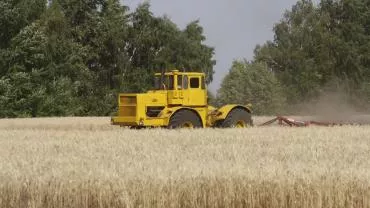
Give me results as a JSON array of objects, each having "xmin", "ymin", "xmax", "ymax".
[{"xmin": 123, "ymin": 0, "xmax": 315, "ymax": 93}]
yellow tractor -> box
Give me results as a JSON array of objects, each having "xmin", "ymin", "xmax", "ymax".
[{"xmin": 111, "ymin": 70, "xmax": 252, "ymax": 128}]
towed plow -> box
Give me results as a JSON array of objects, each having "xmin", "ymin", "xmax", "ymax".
[{"xmin": 259, "ymin": 116, "xmax": 357, "ymax": 127}]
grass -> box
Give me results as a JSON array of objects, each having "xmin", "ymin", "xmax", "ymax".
[{"xmin": 0, "ymin": 117, "xmax": 369, "ymax": 207}]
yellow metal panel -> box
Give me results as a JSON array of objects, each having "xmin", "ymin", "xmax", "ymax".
[
  {"xmin": 182, "ymin": 75, "xmax": 207, "ymax": 106},
  {"xmin": 111, "ymin": 116, "xmax": 137, "ymax": 126},
  {"xmin": 155, "ymin": 71, "xmax": 204, "ymax": 77},
  {"xmin": 209, "ymin": 104, "xmax": 252, "ymax": 124},
  {"xmin": 118, "ymin": 94, "xmax": 137, "ymax": 118},
  {"xmin": 143, "ymin": 118, "xmax": 167, "ymax": 126},
  {"xmin": 119, "ymin": 106, "xmax": 136, "ymax": 117},
  {"xmin": 120, "ymin": 96, "xmax": 137, "ymax": 105}
]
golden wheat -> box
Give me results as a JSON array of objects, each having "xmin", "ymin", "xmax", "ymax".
[{"xmin": 0, "ymin": 117, "xmax": 369, "ymax": 208}]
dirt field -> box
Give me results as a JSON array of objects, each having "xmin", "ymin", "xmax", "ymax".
[{"xmin": 0, "ymin": 117, "xmax": 370, "ymax": 208}]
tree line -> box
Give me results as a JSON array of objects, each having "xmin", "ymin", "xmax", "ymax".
[
  {"xmin": 1, "ymin": 0, "xmax": 369, "ymax": 117},
  {"xmin": 0, "ymin": 0, "xmax": 215, "ymax": 117},
  {"xmin": 218, "ymin": 0, "xmax": 370, "ymax": 114}
]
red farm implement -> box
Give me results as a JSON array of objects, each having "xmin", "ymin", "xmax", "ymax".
[{"xmin": 259, "ymin": 116, "xmax": 349, "ymax": 127}]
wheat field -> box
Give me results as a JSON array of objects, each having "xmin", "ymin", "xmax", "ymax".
[{"xmin": 0, "ymin": 117, "xmax": 370, "ymax": 208}]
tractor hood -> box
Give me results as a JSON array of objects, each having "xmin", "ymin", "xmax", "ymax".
[{"xmin": 111, "ymin": 91, "xmax": 168, "ymax": 126}]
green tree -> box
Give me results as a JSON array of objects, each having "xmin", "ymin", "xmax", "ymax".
[
  {"xmin": 0, "ymin": 0, "xmax": 46, "ymax": 49},
  {"xmin": 1, "ymin": 1, "xmax": 93, "ymax": 117},
  {"xmin": 255, "ymin": 0, "xmax": 322, "ymax": 104},
  {"xmin": 0, "ymin": 0, "xmax": 47, "ymax": 77},
  {"xmin": 125, "ymin": 3, "xmax": 215, "ymax": 92},
  {"xmin": 44, "ymin": 0, "xmax": 130, "ymax": 115},
  {"xmin": 254, "ymin": 0, "xmax": 370, "ymax": 110},
  {"xmin": 181, "ymin": 20, "xmax": 216, "ymax": 83},
  {"xmin": 217, "ymin": 60, "xmax": 285, "ymax": 115},
  {"xmin": 0, "ymin": 0, "xmax": 217, "ymax": 117}
]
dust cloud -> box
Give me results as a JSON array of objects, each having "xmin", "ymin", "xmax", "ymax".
[{"xmin": 293, "ymin": 90, "xmax": 370, "ymax": 125}]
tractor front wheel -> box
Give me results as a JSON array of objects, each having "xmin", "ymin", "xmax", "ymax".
[
  {"xmin": 221, "ymin": 108, "xmax": 252, "ymax": 128},
  {"xmin": 168, "ymin": 110, "xmax": 202, "ymax": 129}
]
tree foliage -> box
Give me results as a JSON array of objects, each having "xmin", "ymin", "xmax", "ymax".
[
  {"xmin": 3, "ymin": 0, "xmax": 369, "ymax": 117},
  {"xmin": 258, "ymin": 0, "xmax": 369, "ymax": 105},
  {"xmin": 218, "ymin": 61, "xmax": 285, "ymax": 115},
  {"xmin": 219, "ymin": 0, "xmax": 370, "ymax": 114},
  {"xmin": 0, "ymin": 1, "xmax": 215, "ymax": 117},
  {"xmin": 124, "ymin": 3, "xmax": 215, "ymax": 92}
]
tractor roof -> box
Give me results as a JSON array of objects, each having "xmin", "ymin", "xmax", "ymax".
[{"xmin": 155, "ymin": 70, "xmax": 204, "ymax": 76}]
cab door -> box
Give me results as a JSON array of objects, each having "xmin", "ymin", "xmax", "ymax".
[
  {"xmin": 177, "ymin": 75, "xmax": 184, "ymax": 99},
  {"xmin": 183, "ymin": 75, "xmax": 206, "ymax": 106},
  {"xmin": 168, "ymin": 74, "xmax": 185, "ymax": 105}
]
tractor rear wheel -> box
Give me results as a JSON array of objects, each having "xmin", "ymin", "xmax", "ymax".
[
  {"xmin": 221, "ymin": 108, "xmax": 252, "ymax": 128},
  {"xmin": 168, "ymin": 110, "xmax": 202, "ymax": 129}
]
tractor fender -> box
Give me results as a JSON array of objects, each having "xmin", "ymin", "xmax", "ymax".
[
  {"xmin": 158, "ymin": 107, "xmax": 206, "ymax": 128},
  {"xmin": 214, "ymin": 104, "xmax": 252, "ymax": 120}
]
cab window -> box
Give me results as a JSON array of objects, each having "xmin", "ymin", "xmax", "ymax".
[
  {"xmin": 153, "ymin": 75, "xmax": 174, "ymax": 90},
  {"xmin": 177, "ymin": 75, "xmax": 183, "ymax": 89},
  {"xmin": 168, "ymin": 75, "xmax": 174, "ymax": 90},
  {"xmin": 183, "ymin": 75, "xmax": 188, "ymax": 89},
  {"xmin": 190, "ymin": 77, "xmax": 200, "ymax": 88}
]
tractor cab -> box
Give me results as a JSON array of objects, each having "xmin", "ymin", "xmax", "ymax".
[{"xmin": 153, "ymin": 70, "xmax": 207, "ymax": 107}]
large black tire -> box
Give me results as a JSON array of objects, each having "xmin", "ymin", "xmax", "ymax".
[
  {"xmin": 221, "ymin": 108, "xmax": 252, "ymax": 128},
  {"xmin": 168, "ymin": 110, "xmax": 203, "ymax": 129}
]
